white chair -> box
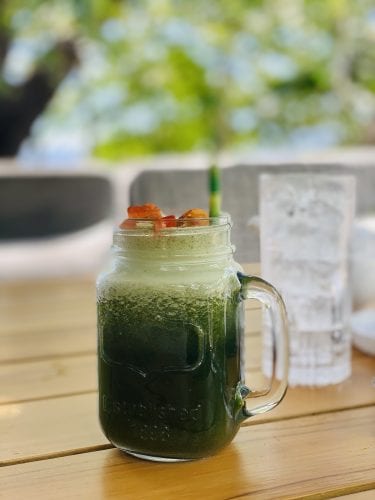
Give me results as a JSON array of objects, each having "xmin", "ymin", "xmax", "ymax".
[{"xmin": 0, "ymin": 170, "xmax": 114, "ymax": 279}]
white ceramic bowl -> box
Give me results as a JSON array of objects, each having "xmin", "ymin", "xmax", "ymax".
[
  {"xmin": 351, "ymin": 309, "xmax": 375, "ymax": 356},
  {"xmin": 350, "ymin": 216, "xmax": 375, "ymax": 307}
]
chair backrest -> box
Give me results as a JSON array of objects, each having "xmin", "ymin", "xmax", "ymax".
[
  {"xmin": 0, "ymin": 174, "xmax": 113, "ymax": 240},
  {"xmin": 130, "ymin": 163, "xmax": 375, "ymax": 262}
]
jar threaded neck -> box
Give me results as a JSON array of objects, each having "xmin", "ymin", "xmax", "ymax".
[{"xmin": 112, "ymin": 218, "xmax": 233, "ymax": 262}]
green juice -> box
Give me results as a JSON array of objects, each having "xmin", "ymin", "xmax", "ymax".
[{"xmin": 97, "ymin": 224, "xmax": 247, "ymax": 460}]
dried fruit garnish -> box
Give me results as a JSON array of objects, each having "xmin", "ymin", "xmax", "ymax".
[
  {"xmin": 127, "ymin": 203, "xmax": 162, "ymax": 219},
  {"xmin": 162, "ymin": 215, "xmax": 177, "ymax": 227},
  {"xmin": 179, "ymin": 208, "xmax": 209, "ymax": 226},
  {"xmin": 119, "ymin": 203, "xmax": 163, "ymax": 229},
  {"xmin": 119, "ymin": 205, "xmax": 209, "ymax": 229}
]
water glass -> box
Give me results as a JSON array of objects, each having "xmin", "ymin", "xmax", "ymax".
[{"xmin": 259, "ymin": 173, "xmax": 356, "ymax": 386}]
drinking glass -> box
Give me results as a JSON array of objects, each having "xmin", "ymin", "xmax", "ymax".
[
  {"xmin": 97, "ymin": 215, "xmax": 288, "ymax": 461},
  {"xmin": 259, "ymin": 174, "xmax": 356, "ymax": 386}
]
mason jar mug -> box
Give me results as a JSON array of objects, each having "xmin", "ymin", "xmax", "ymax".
[{"xmin": 97, "ymin": 216, "xmax": 288, "ymax": 461}]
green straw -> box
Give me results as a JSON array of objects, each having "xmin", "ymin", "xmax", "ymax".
[{"xmin": 209, "ymin": 164, "xmax": 221, "ymax": 217}]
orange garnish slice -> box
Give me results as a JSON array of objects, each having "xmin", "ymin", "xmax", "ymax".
[
  {"xmin": 178, "ymin": 208, "xmax": 209, "ymax": 226},
  {"xmin": 127, "ymin": 203, "xmax": 162, "ymax": 219},
  {"xmin": 120, "ymin": 205, "xmax": 209, "ymax": 229},
  {"xmin": 119, "ymin": 203, "xmax": 163, "ymax": 229}
]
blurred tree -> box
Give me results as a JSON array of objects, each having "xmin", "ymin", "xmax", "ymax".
[
  {"xmin": 0, "ymin": 40, "xmax": 78, "ymax": 156},
  {"xmin": 0, "ymin": 1, "xmax": 80, "ymax": 155},
  {"xmin": 0, "ymin": 0, "xmax": 374, "ymax": 159},
  {"xmin": 0, "ymin": 0, "xmax": 123, "ymax": 156}
]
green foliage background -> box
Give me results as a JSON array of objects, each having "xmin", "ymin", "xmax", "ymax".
[{"xmin": 1, "ymin": 0, "xmax": 375, "ymax": 159}]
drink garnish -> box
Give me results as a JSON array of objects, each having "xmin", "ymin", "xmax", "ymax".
[
  {"xmin": 120, "ymin": 203, "xmax": 162, "ymax": 229},
  {"xmin": 178, "ymin": 208, "xmax": 209, "ymax": 226},
  {"xmin": 127, "ymin": 203, "xmax": 162, "ymax": 219},
  {"xmin": 162, "ymin": 215, "xmax": 177, "ymax": 227},
  {"xmin": 120, "ymin": 205, "xmax": 208, "ymax": 229}
]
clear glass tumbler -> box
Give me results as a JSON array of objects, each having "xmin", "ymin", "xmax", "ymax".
[{"xmin": 259, "ymin": 173, "xmax": 356, "ymax": 386}]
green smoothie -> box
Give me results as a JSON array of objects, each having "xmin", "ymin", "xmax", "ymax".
[{"xmin": 97, "ymin": 223, "xmax": 247, "ymax": 460}]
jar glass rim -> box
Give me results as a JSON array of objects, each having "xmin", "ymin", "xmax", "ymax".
[{"xmin": 115, "ymin": 214, "xmax": 231, "ymax": 234}]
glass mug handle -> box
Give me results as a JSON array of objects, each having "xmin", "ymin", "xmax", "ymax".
[{"xmin": 237, "ymin": 272, "xmax": 289, "ymax": 418}]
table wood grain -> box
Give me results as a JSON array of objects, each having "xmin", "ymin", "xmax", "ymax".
[{"xmin": 1, "ymin": 266, "xmax": 374, "ymax": 499}]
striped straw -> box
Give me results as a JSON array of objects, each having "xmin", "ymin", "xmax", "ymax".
[{"xmin": 209, "ymin": 164, "xmax": 221, "ymax": 217}]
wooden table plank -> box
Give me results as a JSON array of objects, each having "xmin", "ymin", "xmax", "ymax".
[
  {"xmin": 0, "ymin": 355, "xmax": 97, "ymax": 405},
  {"xmin": 0, "ymin": 277, "xmax": 96, "ymax": 308},
  {"xmin": 1, "ymin": 407, "xmax": 374, "ymax": 500},
  {"xmin": 0, "ymin": 326, "xmax": 96, "ymax": 363},
  {"xmin": 339, "ymin": 492, "xmax": 375, "ymax": 499},
  {"xmin": 0, "ymin": 279, "xmax": 96, "ymax": 362},
  {"xmin": 0, "ymin": 393, "xmax": 107, "ymax": 466},
  {"xmin": 0, "ymin": 298, "xmax": 96, "ymax": 344},
  {"xmin": 0, "ymin": 280, "xmax": 96, "ymax": 334},
  {"xmin": 0, "ymin": 307, "xmax": 96, "ymax": 339}
]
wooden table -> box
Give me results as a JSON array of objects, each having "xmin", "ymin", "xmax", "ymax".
[{"xmin": 1, "ymin": 265, "xmax": 374, "ymax": 499}]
